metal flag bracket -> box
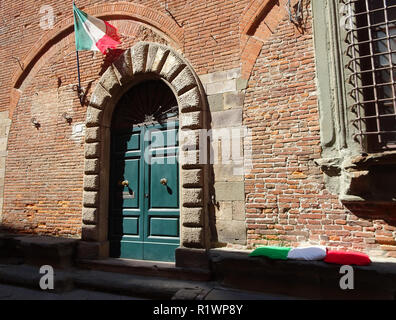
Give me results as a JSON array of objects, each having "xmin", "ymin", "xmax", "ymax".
[
  {"xmin": 72, "ymin": 83, "xmax": 84, "ymax": 105},
  {"xmin": 73, "ymin": 49, "xmax": 84, "ymax": 105}
]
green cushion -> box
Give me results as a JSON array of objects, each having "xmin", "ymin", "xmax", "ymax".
[{"xmin": 249, "ymin": 246, "xmax": 291, "ymax": 260}]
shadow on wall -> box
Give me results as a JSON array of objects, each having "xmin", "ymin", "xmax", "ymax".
[
  {"xmin": 207, "ymin": 110, "xmax": 218, "ymax": 247},
  {"xmin": 343, "ymin": 201, "xmax": 396, "ymax": 229},
  {"xmin": 343, "ymin": 164, "xmax": 396, "ymax": 227},
  {"xmin": 0, "ymin": 224, "xmax": 81, "ymax": 239},
  {"xmin": 99, "ymin": 49, "xmax": 126, "ymax": 76}
]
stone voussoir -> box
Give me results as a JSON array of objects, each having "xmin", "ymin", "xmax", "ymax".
[
  {"xmin": 99, "ymin": 66, "xmax": 121, "ymax": 95},
  {"xmin": 85, "ymin": 126, "xmax": 100, "ymax": 143},
  {"xmin": 84, "ymin": 158, "xmax": 99, "ymax": 174},
  {"xmin": 179, "ymin": 129, "xmax": 200, "ymax": 151},
  {"xmin": 180, "ymin": 149, "xmax": 203, "ymax": 167},
  {"xmin": 85, "ymin": 106, "xmax": 103, "ymax": 127},
  {"xmin": 182, "ymin": 188, "xmax": 203, "ymax": 207},
  {"xmin": 83, "ymin": 191, "xmax": 99, "ymax": 207},
  {"xmin": 149, "ymin": 46, "xmax": 170, "ymax": 73},
  {"xmin": 181, "ymin": 226, "xmax": 205, "ymax": 248},
  {"xmin": 89, "ymin": 83, "xmax": 111, "ymax": 109},
  {"xmin": 81, "ymin": 224, "xmax": 99, "ymax": 242},
  {"xmin": 160, "ymin": 51, "xmax": 186, "ymax": 81},
  {"xmin": 171, "ymin": 67, "xmax": 196, "ymax": 95},
  {"xmin": 112, "ymin": 48, "xmax": 134, "ymax": 84},
  {"xmin": 131, "ymin": 42, "xmax": 149, "ymax": 74},
  {"xmin": 178, "ymin": 87, "xmax": 202, "ymax": 112},
  {"xmin": 84, "ymin": 142, "xmax": 100, "ymax": 159},
  {"xmin": 84, "ymin": 174, "xmax": 100, "ymax": 191},
  {"xmin": 180, "ymin": 111, "xmax": 202, "ymax": 130},
  {"xmin": 82, "ymin": 207, "xmax": 98, "ymax": 225},
  {"xmin": 182, "ymin": 207, "xmax": 204, "ymax": 227},
  {"xmin": 182, "ymin": 168, "xmax": 203, "ymax": 187},
  {"xmin": 145, "ymin": 44, "xmax": 160, "ymax": 72}
]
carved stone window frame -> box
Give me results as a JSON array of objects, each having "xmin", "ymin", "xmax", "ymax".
[{"xmin": 312, "ymin": 1, "xmax": 396, "ymax": 210}]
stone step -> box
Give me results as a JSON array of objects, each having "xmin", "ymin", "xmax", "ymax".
[
  {"xmin": 0, "ymin": 264, "xmax": 74, "ymax": 293},
  {"xmin": 1, "ymin": 233, "xmax": 211, "ymax": 282},
  {"xmin": 76, "ymin": 258, "xmax": 212, "ymax": 282},
  {"xmin": 19, "ymin": 236, "xmax": 78, "ymax": 269},
  {"xmin": 0, "ymin": 233, "xmax": 24, "ymax": 259},
  {"xmin": 0, "ymin": 233, "xmax": 78, "ymax": 268},
  {"xmin": 72, "ymin": 268, "xmax": 212, "ymax": 299},
  {"xmin": 0, "ymin": 263, "xmax": 212, "ymax": 299}
]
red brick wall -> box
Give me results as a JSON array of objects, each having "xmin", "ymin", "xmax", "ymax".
[
  {"xmin": 243, "ymin": 5, "xmax": 396, "ymax": 258},
  {"xmin": 0, "ymin": 0, "xmax": 248, "ymax": 236}
]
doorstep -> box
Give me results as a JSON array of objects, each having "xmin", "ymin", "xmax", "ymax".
[
  {"xmin": 0, "ymin": 232, "xmax": 78, "ymax": 268},
  {"xmin": 76, "ymin": 257, "xmax": 212, "ymax": 282}
]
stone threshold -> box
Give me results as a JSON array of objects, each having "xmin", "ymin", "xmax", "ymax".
[{"xmin": 76, "ymin": 257, "xmax": 212, "ymax": 282}]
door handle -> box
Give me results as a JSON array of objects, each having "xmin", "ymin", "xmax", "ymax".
[
  {"xmin": 160, "ymin": 178, "xmax": 168, "ymax": 185},
  {"xmin": 119, "ymin": 180, "xmax": 129, "ymax": 187}
]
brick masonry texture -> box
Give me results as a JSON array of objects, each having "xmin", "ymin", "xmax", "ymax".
[
  {"xmin": 243, "ymin": 3, "xmax": 396, "ymax": 258},
  {"xmin": 0, "ymin": 0, "xmax": 395, "ymax": 257},
  {"xmin": 0, "ymin": 0, "xmax": 250, "ymax": 242}
]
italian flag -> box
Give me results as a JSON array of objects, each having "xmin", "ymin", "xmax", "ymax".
[{"xmin": 73, "ymin": 3, "xmax": 121, "ymax": 54}]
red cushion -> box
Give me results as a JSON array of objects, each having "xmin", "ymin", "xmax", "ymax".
[{"xmin": 324, "ymin": 250, "xmax": 371, "ymax": 266}]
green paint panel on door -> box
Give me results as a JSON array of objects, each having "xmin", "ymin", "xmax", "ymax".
[
  {"xmin": 110, "ymin": 122, "xmax": 180, "ymax": 262},
  {"xmin": 111, "ymin": 241, "xmax": 144, "ymax": 260},
  {"xmin": 149, "ymin": 217, "xmax": 179, "ymax": 237},
  {"xmin": 150, "ymin": 129, "xmax": 178, "ymax": 149},
  {"xmin": 111, "ymin": 217, "xmax": 139, "ymax": 236},
  {"xmin": 112, "ymin": 158, "xmax": 140, "ymax": 209},
  {"xmin": 143, "ymin": 243, "xmax": 179, "ymax": 261},
  {"xmin": 150, "ymin": 156, "xmax": 179, "ymax": 208},
  {"xmin": 114, "ymin": 133, "xmax": 140, "ymax": 152}
]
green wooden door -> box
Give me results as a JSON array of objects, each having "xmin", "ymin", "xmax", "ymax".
[{"xmin": 109, "ymin": 121, "xmax": 179, "ymax": 262}]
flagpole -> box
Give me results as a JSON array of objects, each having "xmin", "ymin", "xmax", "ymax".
[
  {"xmin": 76, "ymin": 49, "xmax": 83, "ymax": 103},
  {"xmin": 73, "ymin": 1, "xmax": 83, "ymax": 104}
]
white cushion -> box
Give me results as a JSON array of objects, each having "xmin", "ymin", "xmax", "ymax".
[{"xmin": 287, "ymin": 246, "xmax": 327, "ymax": 261}]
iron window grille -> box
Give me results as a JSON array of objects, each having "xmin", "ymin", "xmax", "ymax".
[{"xmin": 343, "ymin": 0, "xmax": 396, "ymax": 152}]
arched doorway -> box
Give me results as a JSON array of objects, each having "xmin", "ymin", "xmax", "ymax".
[
  {"xmin": 81, "ymin": 42, "xmax": 211, "ymax": 266},
  {"xmin": 109, "ymin": 80, "xmax": 180, "ymax": 262}
]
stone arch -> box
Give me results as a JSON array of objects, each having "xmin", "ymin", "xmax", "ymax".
[
  {"xmin": 240, "ymin": 0, "xmax": 277, "ymax": 36},
  {"xmin": 81, "ymin": 41, "xmax": 210, "ymax": 259},
  {"xmin": 240, "ymin": 0, "xmax": 294, "ymax": 80}
]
